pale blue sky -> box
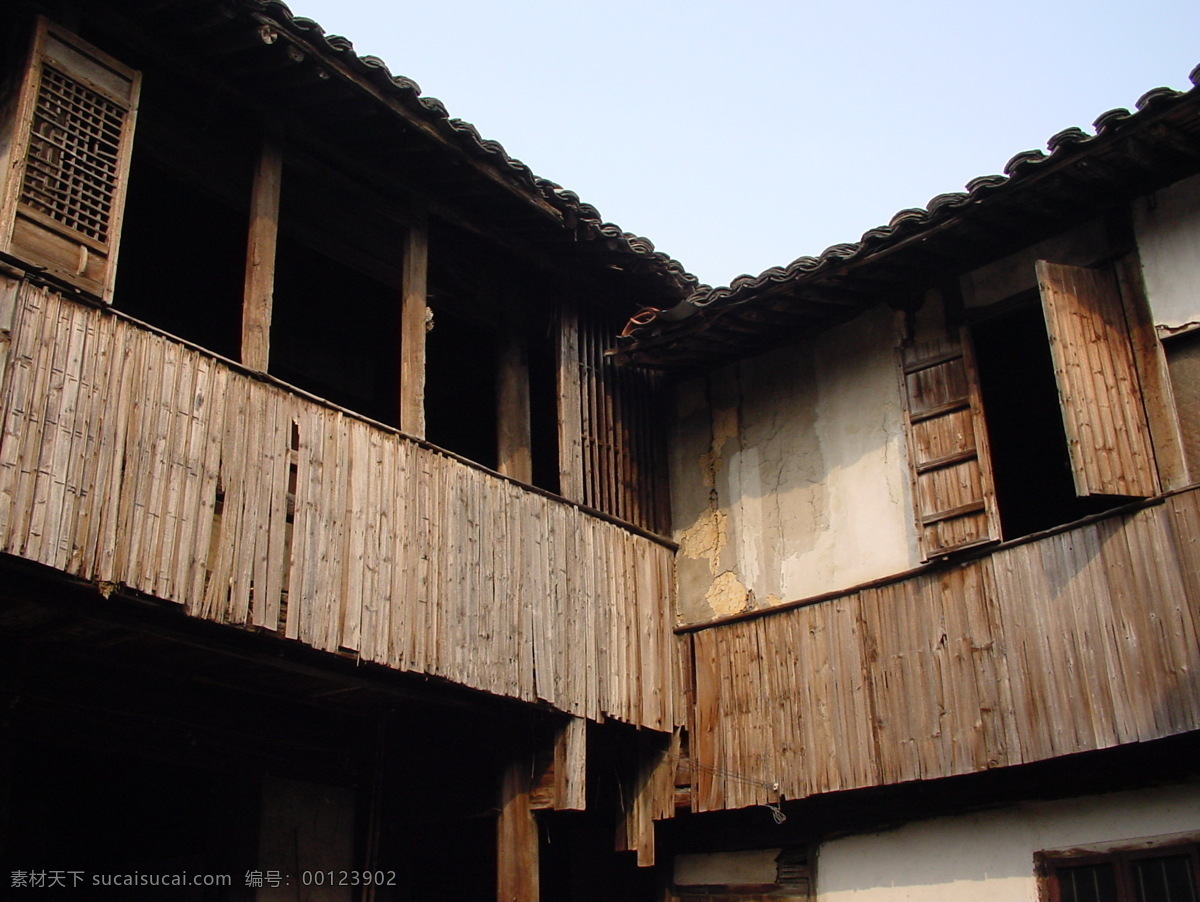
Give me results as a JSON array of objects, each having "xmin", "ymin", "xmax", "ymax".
[{"xmin": 289, "ymin": 0, "xmax": 1200, "ymax": 289}]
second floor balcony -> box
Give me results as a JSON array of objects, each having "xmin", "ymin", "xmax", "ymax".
[{"xmin": 0, "ymin": 274, "xmax": 677, "ymax": 734}]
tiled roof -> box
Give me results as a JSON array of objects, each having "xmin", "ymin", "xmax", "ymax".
[
  {"xmin": 618, "ymin": 65, "xmax": 1200, "ymax": 368},
  {"xmin": 245, "ymin": 0, "xmax": 698, "ymax": 299}
]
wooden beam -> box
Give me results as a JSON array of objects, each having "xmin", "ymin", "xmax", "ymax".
[
  {"xmin": 241, "ymin": 139, "xmax": 282, "ymax": 371},
  {"xmin": 497, "ymin": 750, "xmax": 539, "ymax": 902},
  {"xmin": 496, "ymin": 325, "xmax": 532, "ymax": 482},
  {"xmin": 399, "ymin": 212, "xmax": 428, "ymax": 437}
]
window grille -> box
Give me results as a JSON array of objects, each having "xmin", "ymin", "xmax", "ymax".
[{"xmin": 21, "ymin": 64, "xmax": 125, "ymax": 245}]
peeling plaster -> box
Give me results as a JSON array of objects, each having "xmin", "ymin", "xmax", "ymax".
[
  {"xmin": 671, "ymin": 306, "xmax": 922, "ymax": 627},
  {"xmin": 678, "ymin": 507, "xmax": 728, "ymax": 575},
  {"xmin": 706, "ymin": 570, "xmax": 750, "ymax": 617}
]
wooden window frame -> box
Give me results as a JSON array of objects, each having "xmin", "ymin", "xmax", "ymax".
[
  {"xmin": 1037, "ymin": 839, "xmax": 1200, "ymax": 902},
  {"xmin": 0, "ymin": 16, "xmax": 141, "ymax": 301},
  {"xmin": 903, "ymin": 252, "xmax": 1172, "ymax": 555}
]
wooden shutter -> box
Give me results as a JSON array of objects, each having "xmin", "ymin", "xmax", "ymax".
[
  {"xmin": 900, "ymin": 327, "xmax": 1000, "ymax": 558},
  {"xmin": 0, "ymin": 18, "xmax": 140, "ymax": 301},
  {"xmin": 1036, "ymin": 260, "xmax": 1159, "ymax": 498}
]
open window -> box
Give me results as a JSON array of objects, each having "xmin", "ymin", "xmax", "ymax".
[
  {"xmin": 110, "ymin": 50, "xmax": 255, "ymax": 360},
  {"xmin": 902, "ymin": 258, "xmax": 1161, "ymax": 554},
  {"xmin": 268, "ymin": 153, "xmax": 406, "ymax": 426},
  {"xmin": 423, "ymin": 219, "xmax": 561, "ymax": 491},
  {"xmin": 0, "ymin": 17, "xmax": 140, "ymax": 301}
]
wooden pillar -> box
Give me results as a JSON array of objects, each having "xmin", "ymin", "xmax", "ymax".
[
  {"xmin": 399, "ymin": 212, "xmax": 428, "ymax": 437},
  {"xmin": 496, "ymin": 325, "xmax": 532, "ymax": 482},
  {"xmin": 241, "ymin": 139, "xmax": 283, "ymax": 371},
  {"xmin": 497, "ymin": 750, "xmax": 539, "ymax": 902},
  {"xmin": 556, "ymin": 303, "xmax": 584, "ymax": 501},
  {"xmin": 552, "ymin": 716, "xmax": 587, "ymax": 811}
]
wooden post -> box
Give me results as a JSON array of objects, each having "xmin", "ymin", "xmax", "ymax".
[
  {"xmin": 496, "ymin": 325, "xmax": 532, "ymax": 482},
  {"xmin": 556, "ymin": 303, "xmax": 584, "ymax": 501},
  {"xmin": 399, "ymin": 212, "xmax": 428, "ymax": 437},
  {"xmin": 241, "ymin": 139, "xmax": 283, "ymax": 371},
  {"xmin": 552, "ymin": 716, "xmax": 587, "ymax": 811},
  {"xmin": 497, "ymin": 750, "xmax": 539, "ymax": 902}
]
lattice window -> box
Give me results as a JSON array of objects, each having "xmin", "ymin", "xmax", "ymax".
[
  {"xmin": 21, "ymin": 64, "xmax": 125, "ymax": 244},
  {"xmin": 1, "ymin": 16, "xmax": 140, "ymax": 300}
]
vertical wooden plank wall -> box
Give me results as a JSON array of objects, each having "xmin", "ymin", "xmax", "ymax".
[
  {"xmin": 689, "ymin": 490, "xmax": 1200, "ymax": 810},
  {"xmin": 575, "ymin": 306, "xmax": 670, "ymax": 534},
  {"xmin": 0, "ymin": 283, "xmax": 677, "ymax": 733}
]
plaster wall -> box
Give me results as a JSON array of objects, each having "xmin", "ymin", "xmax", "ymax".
[
  {"xmin": 1134, "ymin": 172, "xmax": 1200, "ymax": 331},
  {"xmin": 669, "ymin": 304, "xmax": 918, "ymax": 626},
  {"xmin": 960, "ymin": 218, "xmax": 1112, "ymax": 309},
  {"xmin": 816, "ymin": 783, "xmax": 1200, "ymax": 902}
]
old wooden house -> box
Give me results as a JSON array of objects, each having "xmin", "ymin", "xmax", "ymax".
[
  {"xmin": 1, "ymin": 0, "xmax": 1199, "ymax": 899},
  {"xmin": 0, "ymin": 0, "xmax": 687, "ymax": 897},
  {"xmin": 621, "ymin": 64, "xmax": 1200, "ymax": 902}
]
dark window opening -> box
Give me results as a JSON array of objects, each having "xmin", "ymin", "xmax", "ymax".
[
  {"xmin": 1058, "ymin": 862, "xmax": 1119, "ymax": 902},
  {"xmin": 114, "ymin": 156, "xmax": 246, "ymax": 359},
  {"xmin": 270, "ymin": 234, "xmax": 399, "ymax": 425},
  {"xmin": 528, "ymin": 325, "xmax": 560, "ymax": 495},
  {"xmin": 425, "ymin": 305, "xmax": 499, "ymax": 469},
  {"xmin": 971, "ymin": 294, "xmax": 1117, "ymax": 538},
  {"xmin": 109, "ymin": 57, "xmax": 254, "ymax": 360},
  {"xmin": 268, "ymin": 159, "xmax": 403, "ymax": 427},
  {"xmin": 424, "ymin": 221, "xmax": 560, "ymax": 492}
]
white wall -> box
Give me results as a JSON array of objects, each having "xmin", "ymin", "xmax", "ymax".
[
  {"xmin": 669, "ymin": 304, "xmax": 919, "ymax": 625},
  {"xmin": 1134, "ymin": 172, "xmax": 1200, "ymax": 331},
  {"xmin": 816, "ymin": 783, "xmax": 1200, "ymax": 902}
]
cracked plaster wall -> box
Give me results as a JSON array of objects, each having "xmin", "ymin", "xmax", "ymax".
[
  {"xmin": 670, "ymin": 305, "xmax": 919, "ymax": 626},
  {"xmin": 1133, "ymin": 172, "xmax": 1200, "ymax": 331}
]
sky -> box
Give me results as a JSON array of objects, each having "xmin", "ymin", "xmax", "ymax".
[{"xmin": 285, "ymin": 0, "xmax": 1200, "ymax": 289}]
